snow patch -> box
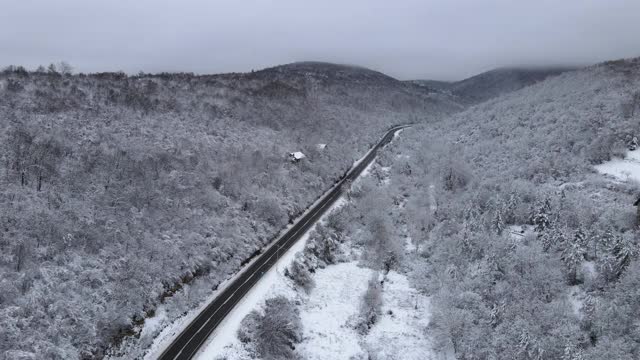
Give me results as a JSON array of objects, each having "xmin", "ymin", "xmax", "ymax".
[
  {"xmin": 364, "ymin": 271, "xmax": 434, "ymax": 360},
  {"xmin": 567, "ymin": 285, "xmax": 585, "ymax": 319},
  {"xmin": 297, "ymin": 262, "xmax": 373, "ymax": 360},
  {"xmin": 405, "ymin": 234, "xmax": 417, "ymax": 252},
  {"xmin": 508, "ymin": 224, "xmax": 535, "ymax": 240},
  {"xmin": 595, "ymin": 149, "xmax": 640, "ymax": 182},
  {"xmin": 428, "ymin": 184, "xmax": 437, "ymax": 213},
  {"xmin": 139, "ymin": 308, "xmax": 167, "ymax": 340},
  {"xmin": 582, "ymin": 261, "xmax": 596, "ymax": 279}
]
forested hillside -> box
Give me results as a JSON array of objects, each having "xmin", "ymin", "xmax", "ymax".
[
  {"xmin": 358, "ymin": 57, "xmax": 640, "ymax": 358},
  {"xmin": 0, "ymin": 63, "xmax": 458, "ymax": 359},
  {"xmin": 410, "ymin": 66, "xmax": 573, "ymax": 104}
]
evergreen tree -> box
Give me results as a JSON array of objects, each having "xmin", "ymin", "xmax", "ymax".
[
  {"xmin": 540, "ymin": 224, "xmax": 565, "ymax": 252},
  {"xmin": 540, "ymin": 228, "xmax": 554, "ymax": 252},
  {"xmin": 531, "ymin": 197, "xmax": 552, "ymax": 233},
  {"xmin": 561, "ymin": 230, "xmax": 587, "ymax": 284},
  {"xmin": 609, "ymin": 234, "xmax": 637, "ymax": 278},
  {"xmin": 574, "ymin": 228, "xmax": 588, "ymax": 249},
  {"xmin": 504, "ymin": 191, "xmax": 518, "ymax": 224}
]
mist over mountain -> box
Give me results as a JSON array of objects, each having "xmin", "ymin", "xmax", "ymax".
[{"xmin": 410, "ymin": 66, "xmax": 576, "ymax": 104}]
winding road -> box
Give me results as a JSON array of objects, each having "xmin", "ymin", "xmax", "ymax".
[{"xmin": 158, "ymin": 125, "xmax": 409, "ymax": 360}]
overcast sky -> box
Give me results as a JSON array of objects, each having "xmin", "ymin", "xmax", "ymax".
[{"xmin": 2, "ymin": 0, "xmax": 639, "ymax": 80}]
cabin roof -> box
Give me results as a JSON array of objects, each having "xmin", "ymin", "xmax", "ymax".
[{"xmin": 289, "ymin": 151, "xmax": 306, "ymax": 160}]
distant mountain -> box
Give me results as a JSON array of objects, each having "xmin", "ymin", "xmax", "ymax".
[
  {"xmin": 409, "ymin": 66, "xmax": 576, "ymax": 104},
  {"xmin": 261, "ymin": 61, "xmax": 401, "ymax": 87},
  {"xmin": 251, "ymin": 61, "xmax": 464, "ymax": 116}
]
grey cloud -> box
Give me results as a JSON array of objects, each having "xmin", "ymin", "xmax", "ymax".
[{"xmin": 2, "ymin": 0, "xmax": 639, "ymax": 80}]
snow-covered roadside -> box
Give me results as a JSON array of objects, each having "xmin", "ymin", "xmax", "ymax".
[
  {"xmin": 190, "ymin": 128, "xmax": 414, "ymax": 360},
  {"xmin": 192, "ymin": 145, "xmax": 381, "ymax": 359},
  {"xmin": 132, "ymin": 131, "xmax": 401, "ymax": 359},
  {"xmin": 139, "ymin": 200, "xmax": 333, "ymax": 360},
  {"xmin": 194, "ymin": 197, "xmax": 348, "ymax": 360}
]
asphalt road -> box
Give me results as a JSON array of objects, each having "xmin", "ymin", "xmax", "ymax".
[{"xmin": 158, "ymin": 125, "xmax": 409, "ymax": 360}]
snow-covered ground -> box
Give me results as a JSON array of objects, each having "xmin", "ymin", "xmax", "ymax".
[
  {"xmin": 595, "ymin": 149, "xmax": 640, "ymax": 182},
  {"xmin": 298, "ymin": 264, "xmax": 434, "ymax": 360},
  {"xmin": 153, "ymin": 128, "xmax": 424, "ymax": 360},
  {"xmin": 507, "ymin": 224, "xmax": 535, "ymax": 240},
  {"xmin": 194, "ymin": 197, "xmax": 348, "ymax": 360},
  {"xmin": 199, "ymin": 260, "xmax": 434, "ymax": 360},
  {"xmin": 364, "ymin": 271, "xmax": 433, "ymax": 360},
  {"xmin": 297, "ymin": 262, "xmax": 374, "ymax": 360},
  {"xmin": 567, "ymin": 285, "xmax": 586, "ymax": 319}
]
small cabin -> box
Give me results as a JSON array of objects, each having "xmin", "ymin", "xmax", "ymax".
[
  {"xmin": 316, "ymin": 143, "xmax": 328, "ymax": 151},
  {"xmin": 289, "ymin": 151, "xmax": 306, "ymax": 163}
]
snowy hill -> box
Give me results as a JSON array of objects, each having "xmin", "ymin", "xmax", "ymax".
[
  {"xmin": 410, "ymin": 66, "xmax": 575, "ymax": 104},
  {"xmin": 0, "ymin": 63, "xmax": 459, "ymax": 359},
  {"xmin": 362, "ymin": 57, "xmax": 640, "ymax": 359}
]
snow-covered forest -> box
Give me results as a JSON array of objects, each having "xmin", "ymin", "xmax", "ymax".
[
  {"xmin": 345, "ymin": 58, "xmax": 640, "ymax": 359},
  {"xmin": 0, "ymin": 62, "xmax": 457, "ymax": 359},
  {"xmin": 3, "ymin": 55, "xmax": 640, "ymax": 360},
  {"xmin": 206, "ymin": 57, "xmax": 640, "ymax": 360}
]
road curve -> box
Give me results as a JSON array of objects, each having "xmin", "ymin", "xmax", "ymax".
[{"xmin": 158, "ymin": 125, "xmax": 410, "ymax": 360}]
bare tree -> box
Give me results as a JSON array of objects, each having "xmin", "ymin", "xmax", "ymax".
[
  {"xmin": 14, "ymin": 242, "xmax": 26, "ymax": 271},
  {"xmin": 47, "ymin": 63, "xmax": 58, "ymax": 74},
  {"xmin": 58, "ymin": 61, "xmax": 74, "ymax": 75}
]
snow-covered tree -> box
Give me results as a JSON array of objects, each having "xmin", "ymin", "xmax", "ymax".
[
  {"xmin": 531, "ymin": 197, "xmax": 552, "ymax": 233},
  {"xmin": 561, "ymin": 231, "xmax": 588, "ymax": 284},
  {"xmin": 493, "ymin": 207, "xmax": 505, "ymax": 235}
]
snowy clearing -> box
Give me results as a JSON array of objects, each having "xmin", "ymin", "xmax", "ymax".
[
  {"xmin": 297, "ymin": 262, "xmax": 374, "ymax": 360},
  {"xmin": 364, "ymin": 271, "xmax": 433, "ymax": 360},
  {"xmin": 594, "ymin": 149, "xmax": 640, "ymax": 182}
]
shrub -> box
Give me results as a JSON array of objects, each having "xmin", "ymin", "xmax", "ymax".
[
  {"xmin": 237, "ymin": 296, "xmax": 303, "ymax": 360},
  {"xmin": 306, "ymin": 225, "xmax": 338, "ymax": 267},
  {"xmin": 355, "ymin": 274, "xmax": 383, "ymax": 334},
  {"xmin": 442, "ymin": 161, "xmax": 472, "ymax": 192},
  {"xmin": 6, "ymin": 79, "xmax": 24, "ymax": 92},
  {"xmin": 284, "ymin": 257, "xmax": 315, "ymax": 293}
]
